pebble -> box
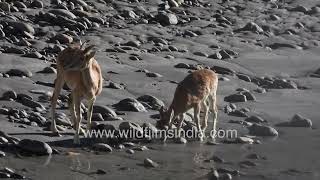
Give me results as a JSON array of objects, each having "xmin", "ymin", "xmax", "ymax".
[
  {"xmin": 2, "ymin": 90, "xmax": 17, "ymax": 100},
  {"xmin": 276, "ymin": 114, "xmax": 312, "ymax": 127},
  {"xmin": 144, "ymin": 158, "xmax": 159, "ymax": 168},
  {"xmin": 114, "ymin": 98, "xmax": 147, "ymax": 112},
  {"xmin": 137, "ymin": 95, "xmax": 164, "ymax": 110},
  {"xmin": 18, "ymin": 139, "xmax": 52, "ymax": 155},
  {"xmin": 248, "ymin": 124, "xmax": 278, "ymax": 136},
  {"xmin": 245, "ymin": 115, "xmax": 266, "ymax": 123},
  {"xmin": 92, "ymin": 143, "xmax": 113, "ymax": 152},
  {"xmin": 6, "ymin": 68, "xmax": 32, "ymax": 77},
  {"xmin": 224, "ymin": 94, "xmax": 247, "ymax": 103},
  {"xmin": 156, "ymin": 12, "xmax": 178, "ymax": 26}
]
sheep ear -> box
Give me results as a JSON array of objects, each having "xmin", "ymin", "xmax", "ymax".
[{"xmin": 83, "ymin": 45, "xmax": 95, "ymax": 54}]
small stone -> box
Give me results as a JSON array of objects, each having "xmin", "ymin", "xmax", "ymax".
[
  {"xmin": 245, "ymin": 116, "xmax": 266, "ymax": 123},
  {"xmin": 248, "ymin": 124, "xmax": 278, "ymax": 136},
  {"xmin": 2, "ymin": 90, "xmax": 17, "ymax": 100},
  {"xmin": 137, "ymin": 95, "xmax": 165, "ymax": 110},
  {"xmin": 220, "ymin": 173, "xmax": 233, "ymax": 180},
  {"xmin": 19, "ymin": 139, "xmax": 52, "ymax": 155},
  {"xmin": 224, "ymin": 94, "xmax": 247, "ymax": 103},
  {"xmin": 6, "ymin": 68, "xmax": 32, "ymax": 77},
  {"xmin": 208, "ymin": 169, "xmax": 219, "ymax": 180},
  {"xmin": 240, "ymin": 22, "xmax": 264, "ymax": 33},
  {"xmin": 52, "ymin": 34, "xmax": 73, "ymax": 44},
  {"xmin": 126, "ymin": 149, "xmax": 135, "ymax": 154},
  {"xmin": 114, "ymin": 98, "xmax": 147, "ymax": 112},
  {"xmin": 235, "ymin": 137, "xmax": 254, "ymax": 144},
  {"xmin": 175, "ymin": 137, "xmax": 187, "ymax": 144},
  {"xmin": 193, "ymin": 51, "xmax": 208, "ymax": 57},
  {"xmin": 276, "ymin": 114, "xmax": 312, "ymax": 127},
  {"xmin": 240, "ymin": 91, "xmax": 256, "ymax": 101},
  {"xmin": 0, "ymin": 151, "xmax": 5, "ymax": 157},
  {"xmin": 19, "ymin": 97, "xmax": 45, "ymax": 110},
  {"xmin": 208, "ymin": 52, "xmax": 222, "ymax": 60},
  {"xmin": 92, "ymin": 143, "xmax": 112, "ymax": 152},
  {"xmin": 156, "ymin": 12, "xmax": 178, "ymax": 26},
  {"xmin": 144, "ymin": 158, "xmax": 159, "ymax": 168},
  {"xmin": 175, "ymin": 63, "xmax": 190, "ymax": 69},
  {"xmin": 146, "ymin": 72, "xmax": 163, "ymax": 78},
  {"xmin": 31, "ymin": 0, "xmax": 44, "ymax": 8},
  {"xmin": 239, "ymin": 160, "xmax": 257, "ymax": 167},
  {"xmin": 91, "ymin": 113, "xmax": 104, "ymax": 121}
]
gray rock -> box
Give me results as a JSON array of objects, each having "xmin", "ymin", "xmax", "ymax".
[
  {"xmin": 2, "ymin": 90, "xmax": 17, "ymax": 100},
  {"xmin": 92, "ymin": 143, "xmax": 112, "ymax": 152},
  {"xmin": 39, "ymin": 67, "xmax": 57, "ymax": 74},
  {"xmin": 175, "ymin": 137, "xmax": 187, "ymax": 144},
  {"xmin": 52, "ymin": 33, "xmax": 73, "ymax": 44},
  {"xmin": 8, "ymin": 21, "xmax": 35, "ymax": 35},
  {"xmin": 137, "ymin": 95, "xmax": 165, "ymax": 110},
  {"xmin": 248, "ymin": 124, "xmax": 278, "ymax": 136},
  {"xmin": 28, "ymin": 112, "xmax": 46, "ymax": 126},
  {"xmin": 211, "ymin": 66, "xmax": 235, "ymax": 76},
  {"xmin": 55, "ymin": 112, "xmax": 72, "ymax": 126},
  {"xmin": 144, "ymin": 158, "xmax": 159, "ymax": 168},
  {"xmin": 240, "ymin": 91, "xmax": 256, "ymax": 101},
  {"xmin": 208, "ymin": 52, "xmax": 222, "ymax": 60},
  {"xmin": 93, "ymin": 105, "xmax": 117, "ymax": 119},
  {"xmin": 245, "ymin": 116, "xmax": 266, "ymax": 123},
  {"xmin": 276, "ymin": 114, "xmax": 312, "ymax": 128},
  {"xmin": 91, "ymin": 113, "xmax": 104, "ymax": 121},
  {"xmin": 142, "ymin": 122, "xmax": 158, "ymax": 135},
  {"xmin": 6, "ymin": 68, "xmax": 32, "ymax": 77},
  {"xmin": 237, "ymin": 74, "xmax": 251, "ymax": 82},
  {"xmin": 146, "ymin": 72, "xmax": 163, "ymax": 78},
  {"xmin": 31, "ymin": 0, "xmax": 44, "ymax": 8},
  {"xmin": 224, "ymin": 94, "xmax": 247, "ymax": 103},
  {"xmin": 126, "ymin": 149, "xmax": 135, "ymax": 154},
  {"xmin": 235, "ymin": 137, "xmax": 254, "ymax": 144},
  {"xmin": 228, "ymin": 110, "xmax": 248, "ymax": 117},
  {"xmin": 119, "ymin": 121, "xmax": 144, "ymax": 137},
  {"xmin": 208, "ymin": 169, "xmax": 219, "ymax": 180},
  {"xmin": 193, "ymin": 51, "xmax": 208, "ymax": 57},
  {"xmin": 0, "ymin": 151, "xmax": 5, "ymax": 157},
  {"xmin": 0, "ymin": 108, "xmax": 9, "ymax": 115},
  {"xmin": 49, "ymin": 9, "xmax": 77, "ymax": 19},
  {"xmin": 19, "ymin": 97, "xmax": 45, "ymax": 110},
  {"xmin": 24, "ymin": 52, "xmax": 43, "ymax": 59},
  {"xmin": 220, "ymin": 173, "xmax": 233, "ymax": 180},
  {"xmin": 156, "ymin": 12, "xmax": 178, "ymax": 26},
  {"xmin": 0, "ymin": 2, "xmax": 10, "ymax": 12},
  {"xmin": 175, "ymin": 63, "xmax": 190, "ymax": 69},
  {"xmin": 240, "ymin": 22, "xmax": 264, "ymax": 33},
  {"xmin": 114, "ymin": 98, "xmax": 147, "ymax": 112},
  {"xmin": 18, "ymin": 139, "xmax": 52, "ymax": 155},
  {"xmin": 290, "ymin": 5, "xmax": 309, "ymax": 13}
]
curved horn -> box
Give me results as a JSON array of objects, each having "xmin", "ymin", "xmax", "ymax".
[{"xmin": 83, "ymin": 45, "xmax": 95, "ymax": 54}]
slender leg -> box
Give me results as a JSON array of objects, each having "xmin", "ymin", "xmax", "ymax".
[
  {"xmin": 73, "ymin": 93, "xmax": 82, "ymax": 144},
  {"xmin": 194, "ymin": 104, "xmax": 203, "ymax": 141},
  {"xmin": 176, "ymin": 113, "xmax": 184, "ymax": 138},
  {"xmin": 86, "ymin": 97, "xmax": 96, "ymax": 131},
  {"xmin": 51, "ymin": 73, "xmax": 64, "ymax": 136},
  {"xmin": 68, "ymin": 92, "xmax": 76, "ymax": 129},
  {"xmin": 201, "ymin": 99, "xmax": 209, "ymax": 133},
  {"xmin": 210, "ymin": 93, "xmax": 218, "ymax": 141}
]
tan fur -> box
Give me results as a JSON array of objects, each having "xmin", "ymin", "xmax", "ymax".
[
  {"xmin": 157, "ymin": 69, "xmax": 218, "ymax": 141},
  {"xmin": 51, "ymin": 43, "xmax": 103, "ymax": 144}
]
